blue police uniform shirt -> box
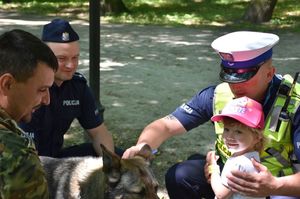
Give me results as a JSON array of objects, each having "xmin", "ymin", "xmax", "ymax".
[
  {"xmin": 19, "ymin": 72, "xmax": 103, "ymax": 157},
  {"xmin": 171, "ymin": 74, "xmax": 300, "ymax": 161}
]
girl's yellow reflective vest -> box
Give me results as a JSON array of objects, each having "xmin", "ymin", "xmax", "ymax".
[{"xmin": 213, "ymin": 74, "xmax": 300, "ymax": 177}]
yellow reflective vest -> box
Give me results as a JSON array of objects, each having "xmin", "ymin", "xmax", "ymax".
[{"xmin": 213, "ymin": 74, "xmax": 300, "ymax": 177}]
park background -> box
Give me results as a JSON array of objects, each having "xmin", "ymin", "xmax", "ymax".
[{"xmin": 1, "ymin": 0, "xmax": 300, "ymax": 198}]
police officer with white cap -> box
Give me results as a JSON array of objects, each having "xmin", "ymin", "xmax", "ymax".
[
  {"xmin": 122, "ymin": 31, "xmax": 300, "ymax": 199},
  {"xmin": 19, "ymin": 19, "xmax": 122, "ymax": 157}
]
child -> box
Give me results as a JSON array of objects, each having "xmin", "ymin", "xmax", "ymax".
[{"xmin": 206, "ymin": 96, "xmax": 265, "ymax": 199}]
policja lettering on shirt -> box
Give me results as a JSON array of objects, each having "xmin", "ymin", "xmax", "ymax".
[
  {"xmin": 180, "ymin": 103, "xmax": 193, "ymax": 114},
  {"xmin": 62, "ymin": 100, "xmax": 80, "ymax": 106}
]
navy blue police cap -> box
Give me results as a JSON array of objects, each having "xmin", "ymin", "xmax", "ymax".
[
  {"xmin": 42, "ymin": 18, "xmax": 79, "ymax": 43},
  {"xmin": 211, "ymin": 31, "xmax": 279, "ymax": 83}
]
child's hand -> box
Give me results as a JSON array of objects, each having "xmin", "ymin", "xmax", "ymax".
[
  {"xmin": 205, "ymin": 150, "xmax": 220, "ymax": 183},
  {"xmin": 206, "ymin": 150, "xmax": 218, "ymax": 165}
]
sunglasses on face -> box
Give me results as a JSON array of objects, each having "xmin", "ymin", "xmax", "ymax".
[{"xmin": 220, "ymin": 62, "xmax": 265, "ymax": 83}]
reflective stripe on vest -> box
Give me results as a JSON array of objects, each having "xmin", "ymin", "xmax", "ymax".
[{"xmin": 213, "ymin": 74, "xmax": 300, "ymax": 176}]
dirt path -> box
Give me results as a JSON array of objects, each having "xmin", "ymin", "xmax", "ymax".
[{"xmin": 1, "ymin": 12, "xmax": 300, "ymax": 198}]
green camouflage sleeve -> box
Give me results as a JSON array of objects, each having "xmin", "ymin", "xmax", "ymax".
[{"xmin": 0, "ymin": 129, "xmax": 49, "ymax": 199}]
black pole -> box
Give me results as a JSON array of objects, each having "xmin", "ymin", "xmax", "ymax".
[{"xmin": 89, "ymin": 0, "xmax": 103, "ymax": 111}]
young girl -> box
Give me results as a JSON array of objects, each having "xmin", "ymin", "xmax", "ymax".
[{"xmin": 206, "ymin": 96, "xmax": 265, "ymax": 199}]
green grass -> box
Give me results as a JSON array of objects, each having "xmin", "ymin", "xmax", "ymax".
[
  {"xmin": 1, "ymin": 0, "xmax": 300, "ymax": 31},
  {"xmin": 115, "ymin": 0, "xmax": 246, "ymax": 25},
  {"xmin": 0, "ymin": 0, "xmax": 89, "ymax": 20},
  {"xmin": 102, "ymin": 0, "xmax": 300, "ymax": 32}
]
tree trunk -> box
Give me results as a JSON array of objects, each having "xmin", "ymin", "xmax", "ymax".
[
  {"xmin": 100, "ymin": 0, "xmax": 129, "ymax": 16},
  {"xmin": 243, "ymin": 0, "xmax": 277, "ymax": 23}
]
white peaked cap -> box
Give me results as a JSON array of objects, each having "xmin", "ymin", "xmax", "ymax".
[{"xmin": 211, "ymin": 31, "xmax": 279, "ymax": 62}]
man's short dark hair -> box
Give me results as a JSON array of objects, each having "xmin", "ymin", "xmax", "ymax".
[{"xmin": 0, "ymin": 29, "xmax": 58, "ymax": 82}]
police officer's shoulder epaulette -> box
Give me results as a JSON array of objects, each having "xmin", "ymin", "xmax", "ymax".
[{"xmin": 72, "ymin": 72, "xmax": 87, "ymax": 83}]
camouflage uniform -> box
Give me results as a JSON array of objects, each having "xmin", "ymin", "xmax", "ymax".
[{"xmin": 0, "ymin": 108, "xmax": 49, "ymax": 199}]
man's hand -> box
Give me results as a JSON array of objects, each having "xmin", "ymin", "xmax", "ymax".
[
  {"xmin": 122, "ymin": 143, "xmax": 149, "ymax": 159},
  {"xmin": 226, "ymin": 158, "xmax": 278, "ymax": 197}
]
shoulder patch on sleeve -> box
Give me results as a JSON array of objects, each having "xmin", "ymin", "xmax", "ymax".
[{"xmin": 72, "ymin": 72, "xmax": 87, "ymax": 83}]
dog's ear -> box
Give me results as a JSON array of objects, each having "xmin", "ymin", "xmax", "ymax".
[
  {"xmin": 100, "ymin": 144, "xmax": 121, "ymax": 184},
  {"xmin": 136, "ymin": 144, "xmax": 153, "ymax": 161}
]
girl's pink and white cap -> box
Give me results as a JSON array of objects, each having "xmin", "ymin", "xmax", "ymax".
[{"xmin": 211, "ymin": 96, "xmax": 264, "ymax": 129}]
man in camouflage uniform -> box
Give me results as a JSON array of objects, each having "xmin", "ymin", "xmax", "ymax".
[{"xmin": 0, "ymin": 29, "xmax": 58, "ymax": 199}]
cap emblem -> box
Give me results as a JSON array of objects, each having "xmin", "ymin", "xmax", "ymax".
[
  {"xmin": 228, "ymin": 62, "xmax": 234, "ymax": 66},
  {"xmin": 219, "ymin": 52, "xmax": 234, "ymax": 62},
  {"xmin": 230, "ymin": 98, "xmax": 247, "ymax": 114},
  {"xmin": 62, "ymin": 32, "xmax": 70, "ymax": 41},
  {"xmin": 234, "ymin": 97, "xmax": 248, "ymax": 107}
]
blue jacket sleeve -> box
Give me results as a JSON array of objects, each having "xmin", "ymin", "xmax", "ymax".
[
  {"xmin": 171, "ymin": 86, "xmax": 215, "ymax": 131},
  {"xmin": 77, "ymin": 84, "xmax": 103, "ymax": 129}
]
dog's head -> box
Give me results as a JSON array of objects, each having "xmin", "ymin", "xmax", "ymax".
[{"xmin": 101, "ymin": 144, "xmax": 159, "ymax": 199}]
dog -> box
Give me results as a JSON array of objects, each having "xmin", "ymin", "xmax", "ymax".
[{"xmin": 40, "ymin": 144, "xmax": 159, "ymax": 199}]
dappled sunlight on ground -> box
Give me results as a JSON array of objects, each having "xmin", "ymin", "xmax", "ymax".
[
  {"xmin": 100, "ymin": 59, "xmax": 127, "ymax": 71},
  {"xmin": 0, "ymin": 11, "xmax": 300, "ymax": 198},
  {"xmin": 0, "ymin": 18, "xmax": 49, "ymax": 25}
]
